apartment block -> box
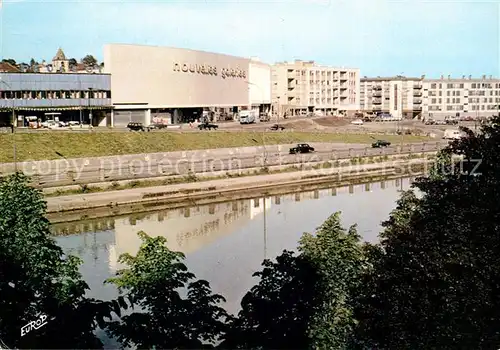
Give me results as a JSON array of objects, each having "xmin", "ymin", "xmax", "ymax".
[
  {"xmin": 271, "ymin": 60, "xmax": 360, "ymax": 117},
  {"xmin": 423, "ymin": 75, "xmax": 500, "ymax": 118},
  {"xmin": 360, "ymin": 76, "xmax": 424, "ymax": 118}
]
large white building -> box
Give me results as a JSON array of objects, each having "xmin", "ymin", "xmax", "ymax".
[
  {"xmin": 360, "ymin": 76, "xmax": 424, "ymax": 118},
  {"xmin": 422, "ymin": 75, "xmax": 500, "ymax": 119},
  {"xmin": 103, "ymin": 44, "xmax": 272, "ymax": 126},
  {"xmin": 271, "ymin": 60, "xmax": 360, "ymax": 117},
  {"xmin": 361, "ymin": 74, "xmax": 500, "ymax": 119}
]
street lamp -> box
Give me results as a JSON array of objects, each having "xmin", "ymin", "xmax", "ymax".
[
  {"xmin": 88, "ymin": 87, "xmax": 93, "ymax": 127},
  {"xmin": 0, "ymin": 78, "xmax": 17, "ymax": 171}
]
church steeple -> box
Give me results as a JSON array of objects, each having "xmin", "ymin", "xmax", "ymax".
[{"xmin": 53, "ymin": 47, "xmax": 67, "ymax": 61}]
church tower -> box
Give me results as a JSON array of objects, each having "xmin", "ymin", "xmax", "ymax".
[{"xmin": 52, "ymin": 47, "xmax": 69, "ymax": 73}]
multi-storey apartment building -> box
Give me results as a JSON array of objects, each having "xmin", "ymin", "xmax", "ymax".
[
  {"xmin": 271, "ymin": 60, "xmax": 360, "ymax": 117},
  {"xmin": 360, "ymin": 76, "xmax": 424, "ymax": 119},
  {"xmin": 422, "ymin": 75, "xmax": 500, "ymax": 119}
]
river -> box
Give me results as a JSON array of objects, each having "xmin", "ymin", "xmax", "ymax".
[{"xmin": 52, "ymin": 177, "xmax": 412, "ymax": 317}]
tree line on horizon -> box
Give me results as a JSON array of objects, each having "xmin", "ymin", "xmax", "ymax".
[
  {"xmin": 2, "ymin": 55, "xmax": 103, "ymax": 72},
  {"xmin": 1, "ymin": 117, "xmax": 500, "ymax": 349}
]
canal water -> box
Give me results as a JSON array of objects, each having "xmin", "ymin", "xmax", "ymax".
[{"xmin": 53, "ymin": 177, "xmax": 412, "ymax": 316}]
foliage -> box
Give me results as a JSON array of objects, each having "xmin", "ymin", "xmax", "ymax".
[
  {"xmin": 221, "ymin": 250, "xmax": 322, "ymax": 349},
  {"xmin": 222, "ymin": 212, "xmax": 365, "ymax": 349},
  {"xmin": 1, "ymin": 58, "xmax": 16, "ymax": 66},
  {"xmin": 68, "ymin": 58, "xmax": 78, "ymax": 67},
  {"xmin": 81, "ymin": 54, "xmax": 98, "ymax": 67},
  {"xmin": 298, "ymin": 213, "xmax": 366, "ymax": 349},
  {"xmin": 354, "ymin": 116, "xmax": 500, "ymax": 349},
  {"xmin": 106, "ymin": 231, "xmax": 229, "ymax": 349},
  {"xmin": 0, "ymin": 173, "xmax": 119, "ymax": 349}
]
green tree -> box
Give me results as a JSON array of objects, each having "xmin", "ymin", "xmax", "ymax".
[
  {"xmin": 298, "ymin": 213, "xmax": 366, "ymax": 349},
  {"xmin": 222, "ymin": 212, "xmax": 365, "ymax": 349},
  {"xmin": 68, "ymin": 58, "xmax": 78, "ymax": 67},
  {"xmin": 81, "ymin": 55, "xmax": 98, "ymax": 67},
  {"xmin": 221, "ymin": 250, "xmax": 322, "ymax": 349},
  {"xmin": 354, "ymin": 118, "xmax": 500, "ymax": 349},
  {"xmin": 1, "ymin": 58, "xmax": 17, "ymax": 66},
  {"xmin": 106, "ymin": 231, "xmax": 229, "ymax": 349},
  {"xmin": 0, "ymin": 173, "xmax": 119, "ymax": 349}
]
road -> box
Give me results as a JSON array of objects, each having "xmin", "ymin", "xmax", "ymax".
[{"xmin": 1, "ymin": 141, "xmax": 445, "ymax": 188}]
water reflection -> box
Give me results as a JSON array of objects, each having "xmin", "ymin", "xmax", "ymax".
[{"xmin": 54, "ymin": 178, "xmax": 412, "ymax": 314}]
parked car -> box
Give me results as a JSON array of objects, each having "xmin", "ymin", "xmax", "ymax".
[
  {"xmin": 67, "ymin": 121, "xmax": 80, "ymax": 126},
  {"xmin": 269, "ymin": 124, "xmax": 285, "ymax": 131},
  {"xmin": 443, "ymin": 129, "xmax": 463, "ymax": 140},
  {"xmin": 259, "ymin": 113, "xmax": 271, "ymax": 122},
  {"xmin": 445, "ymin": 117, "xmax": 459, "ymax": 125},
  {"xmin": 289, "ymin": 143, "xmax": 315, "ymax": 154},
  {"xmin": 127, "ymin": 122, "xmax": 147, "ymax": 131},
  {"xmin": 198, "ymin": 122, "xmax": 218, "ymax": 130},
  {"xmin": 424, "ymin": 119, "xmax": 436, "ymax": 125},
  {"xmin": 351, "ymin": 119, "xmax": 364, "ymax": 125},
  {"xmin": 41, "ymin": 120, "xmax": 57, "ymax": 128},
  {"xmin": 372, "ymin": 140, "xmax": 391, "ymax": 148},
  {"xmin": 148, "ymin": 123, "xmax": 168, "ymax": 130}
]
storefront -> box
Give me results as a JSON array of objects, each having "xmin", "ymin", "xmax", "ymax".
[
  {"xmin": 104, "ymin": 44, "xmax": 271, "ymax": 125},
  {"xmin": 0, "ymin": 73, "xmax": 113, "ymax": 127}
]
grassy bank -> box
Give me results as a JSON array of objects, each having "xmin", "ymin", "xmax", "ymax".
[{"xmin": 0, "ymin": 131, "xmax": 430, "ymax": 163}]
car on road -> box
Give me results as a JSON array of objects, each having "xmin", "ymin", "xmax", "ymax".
[
  {"xmin": 372, "ymin": 140, "xmax": 391, "ymax": 148},
  {"xmin": 443, "ymin": 129, "xmax": 463, "ymax": 140},
  {"xmin": 198, "ymin": 122, "xmax": 219, "ymax": 130},
  {"xmin": 269, "ymin": 124, "xmax": 285, "ymax": 131},
  {"xmin": 127, "ymin": 122, "xmax": 147, "ymax": 132},
  {"xmin": 351, "ymin": 119, "xmax": 364, "ymax": 125},
  {"xmin": 289, "ymin": 143, "xmax": 315, "ymax": 154},
  {"xmin": 148, "ymin": 123, "xmax": 169, "ymax": 130}
]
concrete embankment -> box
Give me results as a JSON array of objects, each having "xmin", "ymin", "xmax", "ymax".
[
  {"xmin": 45, "ymin": 157, "xmax": 434, "ymax": 215},
  {"xmin": 0, "ymin": 141, "xmax": 444, "ymax": 189}
]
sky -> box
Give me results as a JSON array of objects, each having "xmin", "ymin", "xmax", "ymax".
[{"xmin": 0, "ymin": 0, "xmax": 499, "ymax": 78}]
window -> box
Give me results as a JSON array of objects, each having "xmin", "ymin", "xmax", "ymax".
[
  {"xmin": 431, "ymin": 98, "xmax": 437, "ymax": 104},
  {"xmin": 472, "ymin": 83, "xmax": 476, "ymax": 88},
  {"xmin": 431, "ymin": 83, "xmax": 437, "ymax": 89}
]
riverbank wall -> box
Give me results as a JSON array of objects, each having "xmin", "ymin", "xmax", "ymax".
[
  {"xmin": 45, "ymin": 157, "xmax": 434, "ymax": 217},
  {"xmin": 2, "ymin": 141, "xmax": 443, "ymax": 189}
]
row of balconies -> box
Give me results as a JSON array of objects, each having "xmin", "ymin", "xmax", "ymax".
[
  {"xmin": 288, "ymin": 85, "xmax": 351, "ymax": 90},
  {"xmin": 369, "ymin": 106, "xmax": 423, "ymax": 111},
  {"xmin": 367, "ymin": 91, "xmax": 423, "ymax": 97},
  {"xmin": 370, "ymin": 98, "xmax": 422, "ymax": 105},
  {"xmin": 371, "ymin": 84, "xmax": 423, "ymax": 89}
]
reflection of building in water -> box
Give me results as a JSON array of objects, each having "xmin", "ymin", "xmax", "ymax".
[
  {"xmin": 51, "ymin": 218, "xmax": 116, "ymax": 236},
  {"xmin": 111, "ymin": 200, "xmax": 252, "ymax": 267},
  {"xmin": 250, "ymin": 197, "xmax": 272, "ymax": 219},
  {"xmin": 51, "ymin": 179, "xmax": 406, "ymax": 237},
  {"xmin": 50, "ymin": 178, "xmax": 409, "ymax": 270}
]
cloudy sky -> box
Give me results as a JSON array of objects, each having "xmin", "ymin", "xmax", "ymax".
[{"xmin": 0, "ymin": 0, "xmax": 499, "ymax": 77}]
